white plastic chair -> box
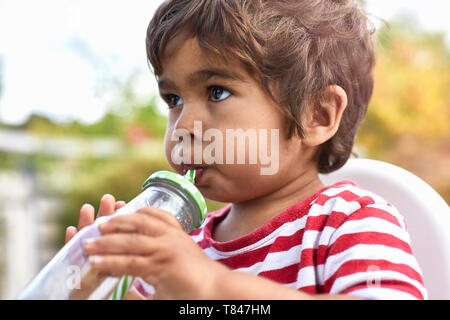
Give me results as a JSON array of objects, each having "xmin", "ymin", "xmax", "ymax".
[{"xmin": 319, "ymin": 158, "xmax": 450, "ymax": 300}]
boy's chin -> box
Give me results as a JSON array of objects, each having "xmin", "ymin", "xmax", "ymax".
[
  {"xmin": 196, "ymin": 184, "xmax": 232, "ymax": 203},
  {"xmin": 200, "ymin": 185, "xmax": 258, "ymax": 204}
]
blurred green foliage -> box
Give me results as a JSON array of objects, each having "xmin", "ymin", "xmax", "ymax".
[
  {"xmin": 17, "ymin": 100, "xmax": 167, "ymax": 139},
  {"xmin": 357, "ymin": 16, "xmax": 450, "ymax": 202}
]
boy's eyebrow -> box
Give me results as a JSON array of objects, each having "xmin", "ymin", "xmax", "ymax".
[
  {"xmin": 158, "ymin": 68, "xmax": 246, "ymax": 91},
  {"xmin": 187, "ymin": 68, "xmax": 245, "ymax": 84}
]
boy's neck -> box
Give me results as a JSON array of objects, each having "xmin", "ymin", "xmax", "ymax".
[{"xmin": 212, "ymin": 167, "xmax": 325, "ymax": 242}]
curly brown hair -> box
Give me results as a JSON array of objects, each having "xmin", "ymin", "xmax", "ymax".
[{"xmin": 146, "ymin": 0, "xmax": 376, "ymax": 173}]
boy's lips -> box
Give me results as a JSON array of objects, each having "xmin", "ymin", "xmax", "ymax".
[{"xmin": 181, "ymin": 164, "xmax": 207, "ymax": 185}]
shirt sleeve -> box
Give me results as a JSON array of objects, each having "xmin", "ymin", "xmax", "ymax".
[{"xmin": 321, "ymin": 201, "xmax": 428, "ymax": 300}]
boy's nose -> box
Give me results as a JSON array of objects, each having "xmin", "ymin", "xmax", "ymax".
[
  {"xmin": 173, "ymin": 105, "xmax": 206, "ymax": 140},
  {"xmin": 171, "ymin": 106, "xmax": 207, "ymax": 166}
]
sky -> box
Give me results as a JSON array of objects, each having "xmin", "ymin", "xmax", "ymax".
[{"xmin": 0, "ymin": 0, "xmax": 448, "ymax": 125}]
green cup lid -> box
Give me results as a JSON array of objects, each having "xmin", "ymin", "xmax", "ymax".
[{"xmin": 142, "ymin": 170, "xmax": 207, "ymax": 221}]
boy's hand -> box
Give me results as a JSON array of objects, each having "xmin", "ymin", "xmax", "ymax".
[
  {"xmin": 65, "ymin": 194, "xmax": 126, "ymax": 244},
  {"xmin": 82, "ymin": 207, "xmax": 229, "ymax": 300}
]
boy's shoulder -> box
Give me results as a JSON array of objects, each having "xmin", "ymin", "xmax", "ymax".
[
  {"xmin": 204, "ymin": 180, "xmax": 407, "ymax": 231},
  {"xmin": 312, "ymin": 179, "xmax": 390, "ymax": 208},
  {"xmin": 309, "ymin": 180, "xmax": 407, "ymax": 231},
  {"xmin": 204, "ymin": 179, "xmax": 405, "ymax": 226}
]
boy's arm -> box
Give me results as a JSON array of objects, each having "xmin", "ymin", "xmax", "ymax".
[
  {"xmin": 123, "ymin": 263, "xmax": 360, "ymax": 300},
  {"xmin": 206, "ymin": 268, "xmax": 360, "ymax": 300}
]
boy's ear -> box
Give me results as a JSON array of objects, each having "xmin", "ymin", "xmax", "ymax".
[{"xmin": 301, "ymin": 85, "xmax": 348, "ymax": 147}]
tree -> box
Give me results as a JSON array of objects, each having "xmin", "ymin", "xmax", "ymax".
[{"xmin": 356, "ymin": 15, "xmax": 450, "ymax": 202}]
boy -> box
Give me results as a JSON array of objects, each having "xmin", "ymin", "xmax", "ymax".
[{"xmin": 66, "ymin": 0, "xmax": 427, "ymax": 299}]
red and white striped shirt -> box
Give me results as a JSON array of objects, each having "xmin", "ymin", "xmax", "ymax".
[{"xmin": 189, "ymin": 180, "xmax": 428, "ymax": 300}]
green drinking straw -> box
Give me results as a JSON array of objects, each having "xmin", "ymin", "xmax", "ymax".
[
  {"xmin": 185, "ymin": 168, "xmax": 196, "ymax": 184},
  {"xmin": 110, "ymin": 169, "xmax": 197, "ymax": 300},
  {"xmin": 110, "ymin": 275, "xmax": 135, "ymax": 300}
]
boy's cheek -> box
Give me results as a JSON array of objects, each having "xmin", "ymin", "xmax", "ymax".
[
  {"xmin": 164, "ymin": 143, "xmax": 183, "ymax": 174},
  {"xmin": 163, "ymin": 134, "xmax": 178, "ymax": 170},
  {"xmin": 202, "ymin": 166, "xmax": 276, "ymax": 201}
]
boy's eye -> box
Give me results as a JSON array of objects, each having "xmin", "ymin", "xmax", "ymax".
[
  {"xmin": 210, "ymin": 86, "xmax": 231, "ymax": 102},
  {"xmin": 164, "ymin": 94, "xmax": 183, "ymax": 109}
]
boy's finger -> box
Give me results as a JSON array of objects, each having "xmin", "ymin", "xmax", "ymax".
[
  {"xmin": 137, "ymin": 207, "xmax": 182, "ymax": 229},
  {"xmin": 99, "ymin": 213, "xmax": 167, "ymax": 237},
  {"xmin": 83, "ymin": 233, "xmax": 157, "ymax": 256},
  {"xmin": 78, "ymin": 204, "xmax": 95, "ymax": 230},
  {"xmin": 97, "ymin": 194, "xmax": 116, "ymax": 217},
  {"xmin": 114, "ymin": 201, "xmax": 126, "ymax": 211},
  {"xmin": 89, "ymin": 255, "xmax": 152, "ymax": 281},
  {"xmin": 65, "ymin": 226, "xmax": 77, "ymax": 244}
]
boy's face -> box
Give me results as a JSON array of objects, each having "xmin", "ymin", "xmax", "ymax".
[{"xmin": 158, "ymin": 34, "xmax": 318, "ymax": 203}]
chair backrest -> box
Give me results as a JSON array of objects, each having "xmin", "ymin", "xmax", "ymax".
[{"xmin": 319, "ymin": 158, "xmax": 450, "ymax": 300}]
